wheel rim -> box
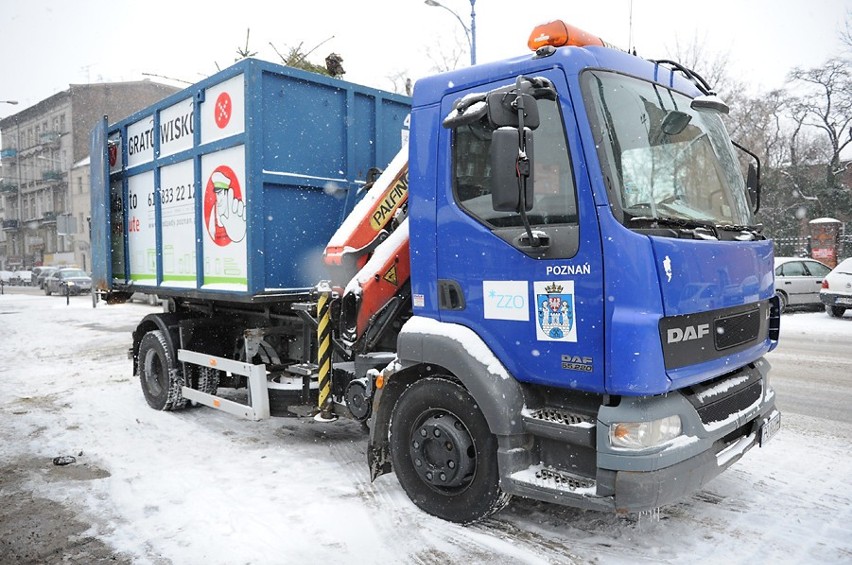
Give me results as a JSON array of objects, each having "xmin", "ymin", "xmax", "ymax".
[
  {"xmin": 142, "ymin": 349, "xmax": 166, "ymax": 397},
  {"xmin": 408, "ymin": 411, "xmax": 477, "ymax": 493}
]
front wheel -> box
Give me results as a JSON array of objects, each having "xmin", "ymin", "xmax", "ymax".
[
  {"xmin": 389, "ymin": 377, "xmax": 509, "ymax": 524},
  {"xmin": 138, "ymin": 330, "xmax": 186, "ymax": 411},
  {"xmin": 827, "ymin": 305, "xmax": 846, "ymax": 318},
  {"xmin": 775, "ymin": 290, "xmax": 788, "ymax": 314}
]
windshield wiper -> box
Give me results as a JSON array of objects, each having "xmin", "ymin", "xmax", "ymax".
[
  {"xmin": 715, "ymin": 223, "xmax": 765, "ymax": 240},
  {"xmin": 628, "ymin": 215, "xmax": 720, "ymax": 239}
]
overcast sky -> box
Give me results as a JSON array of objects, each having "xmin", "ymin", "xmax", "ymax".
[{"xmin": 1, "ymin": 0, "xmax": 850, "ymax": 119}]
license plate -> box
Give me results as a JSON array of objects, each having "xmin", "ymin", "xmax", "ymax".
[
  {"xmin": 760, "ymin": 411, "xmax": 781, "ymax": 446},
  {"xmin": 836, "ymin": 297, "xmax": 852, "ymax": 305}
]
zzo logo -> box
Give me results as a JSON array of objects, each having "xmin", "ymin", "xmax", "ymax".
[
  {"xmin": 483, "ymin": 281, "xmax": 529, "ymax": 322},
  {"xmin": 493, "ymin": 293, "xmax": 525, "ymax": 309}
]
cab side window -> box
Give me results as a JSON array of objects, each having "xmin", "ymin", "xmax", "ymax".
[{"xmin": 453, "ymin": 97, "xmax": 578, "ymax": 228}]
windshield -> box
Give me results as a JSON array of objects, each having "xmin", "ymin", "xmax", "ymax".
[{"xmin": 582, "ymin": 70, "xmax": 752, "ymax": 228}]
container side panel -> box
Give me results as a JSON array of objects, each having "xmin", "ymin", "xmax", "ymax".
[
  {"xmin": 201, "ymin": 75, "xmax": 246, "ymax": 145},
  {"xmin": 201, "ymin": 145, "xmax": 248, "ymax": 290},
  {"xmin": 159, "ymin": 97, "xmax": 195, "ymax": 158},
  {"xmin": 109, "ymin": 177, "xmax": 126, "ymax": 281},
  {"xmin": 160, "ymin": 159, "xmax": 197, "ymax": 286},
  {"xmin": 262, "ymin": 182, "xmax": 344, "ymax": 289},
  {"xmin": 126, "ymin": 115, "xmax": 154, "ymax": 168},
  {"xmin": 352, "ymin": 94, "xmax": 377, "ymax": 179},
  {"xmin": 380, "ymin": 98, "xmax": 412, "ymax": 167},
  {"xmin": 127, "ymin": 170, "xmax": 156, "ymax": 283},
  {"xmin": 261, "ymin": 75, "xmax": 347, "ymax": 180},
  {"xmin": 89, "ymin": 117, "xmax": 110, "ymax": 290}
]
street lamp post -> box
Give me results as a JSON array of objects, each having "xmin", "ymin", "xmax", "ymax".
[{"xmin": 425, "ymin": 0, "xmax": 477, "ymax": 66}]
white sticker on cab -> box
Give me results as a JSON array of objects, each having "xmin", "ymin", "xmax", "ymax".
[{"xmin": 483, "ymin": 281, "xmax": 529, "ymax": 321}]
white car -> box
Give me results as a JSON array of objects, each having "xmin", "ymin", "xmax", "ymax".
[
  {"xmin": 773, "ymin": 257, "xmax": 832, "ymax": 312},
  {"xmin": 820, "ymin": 257, "xmax": 852, "ymax": 318}
]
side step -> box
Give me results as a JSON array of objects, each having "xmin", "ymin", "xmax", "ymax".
[
  {"xmin": 522, "ymin": 407, "xmax": 595, "ymax": 447},
  {"xmin": 504, "ymin": 465, "xmax": 612, "ymax": 512}
]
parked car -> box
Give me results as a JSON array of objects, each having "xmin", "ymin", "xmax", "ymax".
[
  {"xmin": 10, "ymin": 270, "xmax": 32, "ymax": 286},
  {"xmin": 31, "ymin": 266, "xmax": 47, "ymax": 286},
  {"xmin": 820, "ymin": 257, "xmax": 852, "ymax": 318},
  {"xmin": 34, "ymin": 266, "xmax": 59, "ymax": 289},
  {"xmin": 0, "ymin": 270, "xmax": 12, "ymax": 285},
  {"xmin": 773, "ymin": 257, "xmax": 832, "ymax": 312},
  {"xmin": 43, "ymin": 268, "xmax": 92, "ymax": 296},
  {"xmin": 130, "ymin": 292, "xmax": 161, "ymax": 306}
]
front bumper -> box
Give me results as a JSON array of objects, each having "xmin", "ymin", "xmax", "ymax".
[
  {"xmin": 610, "ymin": 404, "xmax": 778, "ymax": 512},
  {"xmin": 597, "ymin": 358, "xmax": 778, "ymax": 512}
]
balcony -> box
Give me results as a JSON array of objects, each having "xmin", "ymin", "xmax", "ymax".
[
  {"xmin": 2, "ymin": 219, "xmax": 19, "ymax": 231},
  {"xmin": 41, "ymin": 211, "xmax": 57, "ymax": 224},
  {"xmin": 39, "ymin": 131, "xmax": 62, "ymax": 148},
  {"xmin": 0, "ymin": 181, "xmax": 18, "ymax": 194},
  {"xmin": 1, "ymin": 148, "xmax": 17, "ymax": 161},
  {"xmin": 42, "ymin": 170, "xmax": 64, "ymax": 182}
]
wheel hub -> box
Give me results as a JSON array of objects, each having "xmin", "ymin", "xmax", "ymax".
[{"xmin": 408, "ymin": 412, "xmax": 475, "ymax": 489}]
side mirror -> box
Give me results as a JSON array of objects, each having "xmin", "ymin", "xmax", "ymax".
[
  {"xmin": 490, "ymin": 128, "xmax": 534, "ymax": 212},
  {"xmin": 660, "ymin": 111, "xmax": 692, "ymax": 135},
  {"xmin": 486, "ymin": 91, "xmax": 540, "ymax": 129},
  {"xmin": 690, "ymin": 94, "xmax": 730, "ymax": 115},
  {"xmin": 746, "ymin": 162, "xmax": 760, "ymax": 213},
  {"xmin": 732, "ymin": 140, "xmax": 762, "ymax": 214}
]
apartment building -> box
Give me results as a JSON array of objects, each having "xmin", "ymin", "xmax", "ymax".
[{"xmin": 0, "ymin": 80, "xmax": 178, "ymax": 270}]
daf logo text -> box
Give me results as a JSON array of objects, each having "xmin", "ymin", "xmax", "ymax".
[{"xmin": 667, "ymin": 323, "xmax": 710, "ymax": 344}]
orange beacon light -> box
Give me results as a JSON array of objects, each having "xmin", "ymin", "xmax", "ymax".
[{"xmin": 527, "ymin": 20, "xmax": 616, "ymax": 51}]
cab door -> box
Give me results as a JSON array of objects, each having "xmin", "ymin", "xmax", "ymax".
[{"xmin": 434, "ymin": 70, "xmax": 606, "ymax": 391}]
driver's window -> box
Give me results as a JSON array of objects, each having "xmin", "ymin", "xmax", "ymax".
[{"xmin": 453, "ymin": 97, "xmax": 578, "ymax": 228}]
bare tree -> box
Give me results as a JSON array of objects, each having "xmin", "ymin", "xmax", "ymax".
[
  {"xmin": 667, "ymin": 33, "xmax": 742, "ymax": 96},
  {"xmin": 842, "ymin": 10, "xmax": 852, "ymax": 53},
  {"xmin": 788, "ymin": 58, "xmax": 852, "ymax": 189},
  {"xmin": 385, "ymin": 71, "xmax": 413, "ymax": 96},
  {"xmin": 425, "ymin": 35, "xmax": 467, "ymax": 74}
]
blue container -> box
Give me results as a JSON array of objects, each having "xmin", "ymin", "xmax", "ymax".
[{"xmin": 91, "ymin": 58, "xmax": 410, "ymax": 300}]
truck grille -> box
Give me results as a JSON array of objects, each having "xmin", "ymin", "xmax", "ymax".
[
  {"xmin": 714, "ymin": 308, "xmax": 760, "ymax": 350},
  {"xmin": 683, "ymin": 367, "xmax": 763, "ymax": 426}
]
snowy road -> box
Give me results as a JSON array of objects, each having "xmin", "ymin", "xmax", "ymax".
[
  {"xmin": 768, "ymin": 309, "xmax": 852, "ymax": 425},
  {"xmin": 1, "ymin": 292, "xmax": 851, "ymax": 564}
]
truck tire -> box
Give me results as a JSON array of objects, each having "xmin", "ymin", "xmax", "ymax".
[
  {"xmin": 827, "ymin": 305, "xmax": 846, "ymax": 318},
  {"xmin": 138, "ymin": 330, "xmax": 186, "ymax": 411},
  {"xmin": 197, "ymin": 366, "xmax": 220, "ymax": 395},
  {"xmin": 389, "ymin": 377, "xmax": 510, "ymax": 524},
  {"xmin": 775, "ymin": 290, "xmax": 787, "ymax": 313}
]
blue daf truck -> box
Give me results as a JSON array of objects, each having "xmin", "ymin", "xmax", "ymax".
[{"xmin": 91, "ymin": 20, "xmax": 780, "ymax": 524}]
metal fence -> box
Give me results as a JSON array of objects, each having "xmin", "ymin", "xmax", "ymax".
[{"xmin": 772, "ymin": 234, "xmax": 851, "ymax": 261}]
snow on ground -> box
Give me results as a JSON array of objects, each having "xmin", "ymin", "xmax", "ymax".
[{"xmin": 1, "ymin": 293, "xmax": 851, "ymax": 564}]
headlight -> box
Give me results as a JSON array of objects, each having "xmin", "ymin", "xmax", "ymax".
[
  {"xmin": 66, "ymin": 281, "xmax": 76, "ymax": 287},
  {"xmin": 609, "ymin": 415, "xmax": 682, "ymax": 449}
]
